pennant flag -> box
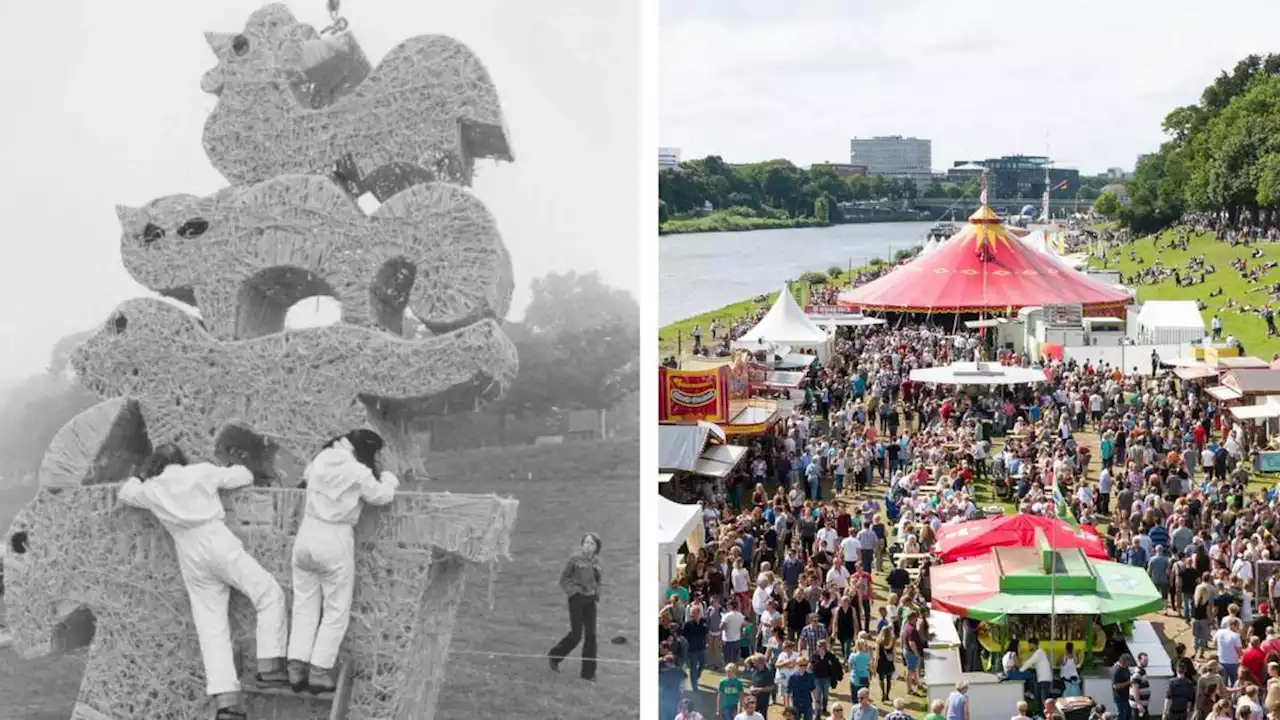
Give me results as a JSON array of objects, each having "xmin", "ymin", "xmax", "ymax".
[{"xmin": 1052, "ymin": 478, "xmax": 1080, "ymax": 530}]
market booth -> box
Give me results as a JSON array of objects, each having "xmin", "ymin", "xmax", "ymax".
[
  {"xmin": 659, "ymin": 353, "xmax": 784, "ymax": 439},
  {"xmin": 927, "ymin": 532, "xmax": 1170, "ymax": 719}
]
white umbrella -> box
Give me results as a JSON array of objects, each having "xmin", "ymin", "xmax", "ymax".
[{"xmin": 909, "ymin": 362, "xmax": 1049, "ymax": 386}]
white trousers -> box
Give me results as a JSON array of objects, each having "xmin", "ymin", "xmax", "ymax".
[
  {"xmin": 287, "ymin": 519, "xmax": 355, "ymax": 669},
  {"xmin": 174, "ymin": 522, "xmax": 288, "ymax": 697}
]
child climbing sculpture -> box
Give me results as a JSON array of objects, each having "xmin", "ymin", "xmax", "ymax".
[
  {"xmin": 287, "ymin": 429, "xmax": 398, "ymax": 692},
  {"xmin": 117, "ymin": 443, "xmax": 289, "ymax": 720}
]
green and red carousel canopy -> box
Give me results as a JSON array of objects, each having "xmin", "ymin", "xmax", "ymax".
[{"xmin": 930, "ymin": 533, "xmax": 1162, "ymax": 625}]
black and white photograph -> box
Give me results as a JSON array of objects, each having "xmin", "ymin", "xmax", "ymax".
[{"xmin": 0, "ymin": 0, "xmax": 641, "ymax": 718}]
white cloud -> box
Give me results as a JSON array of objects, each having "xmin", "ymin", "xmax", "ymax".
[{"xmin": 661, "ymin": 0, "xmax": 1280, "ymax": 172}]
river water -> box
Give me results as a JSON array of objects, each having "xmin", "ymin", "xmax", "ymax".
[{"xmin": 659, "ymin": 221, "xmax": 936, "ymax": 324}]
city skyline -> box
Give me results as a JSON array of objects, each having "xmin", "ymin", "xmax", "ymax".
[{"xmin": 660, "ymin": 0, "xmax": 1280, "ymax": 175}]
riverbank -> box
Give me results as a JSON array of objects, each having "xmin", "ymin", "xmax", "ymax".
[
  {"xmin": 660, "ymin": 213, "xmax": 826, "ymax": 235},
  {"xmin": 658, "ymin": 263, "xmax": 885, "ymax": 356},
  {"xmin": 660, "ymin": 211, "xmax": 928, "ymax": 235}
]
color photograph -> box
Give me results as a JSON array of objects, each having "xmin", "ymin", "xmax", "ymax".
[{"xmin": 658, "ymin": 3, "xmax": 1280, "ymax": 720}]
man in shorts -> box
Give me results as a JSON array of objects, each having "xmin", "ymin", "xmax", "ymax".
[{"xmin": 903, "ymin": 610, "xmax": 924, "ymax": 695}]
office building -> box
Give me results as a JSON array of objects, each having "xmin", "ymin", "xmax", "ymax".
[
  {"xmin": 658, "ymin": 147, "xmax": 681, "ymax": 169},
  {"xmin": 950, "ymin": 155, "xmax": 1079, "ymax": 198},
  {"xmin": 849, "ymin": 136, "xmax": 932, "ymax": 184}
]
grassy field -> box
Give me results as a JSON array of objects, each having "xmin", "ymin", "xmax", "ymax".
[
  {"xmin": 1098, "ymin": 228, "xmax": 1280, "ymax": 359},
  {"xmin": 0, "ymin": 439, "xmax": 639, "ymax": 720}
]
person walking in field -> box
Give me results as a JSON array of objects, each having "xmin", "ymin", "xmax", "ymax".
[
  {"xmin": 117, "ymin": 444, "xmax": 288, "ymax": 720},
  {"xmin": 549, "ymin": 532, "xmax": 603, "ymax": 680},
  {"xmin": 286, "ymin": 429, "xmax": 398, "ymax": 693}
]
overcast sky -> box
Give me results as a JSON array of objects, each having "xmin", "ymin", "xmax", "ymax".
[
  {"xmin": 0, "ymin": 0, "xmax": 639, "ymax": 381},
  {"xmin": 660, "ymin": 0, "xmax": 1280, "ymax": 175}
]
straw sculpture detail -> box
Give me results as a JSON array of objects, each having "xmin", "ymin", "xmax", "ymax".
[
  {"xmin": 116, "ymin": 176, "xmax": 513, "ymax": 340},
  {"xmin": 202, "ymin": 3, "xmax": 512, "ymax": 195},
  {"xmin": 70, "ymin": 298, "xmax": 518, "ymax": 481},
  {"xmin": 4, "ymin": 484, "xmax": 518, "ymax": 720},
  {"xmin": 37, "ymin": 397, "xmax": 152, "ymax": 490},
  {"xmin": 0, "ymin": 4, "xmax": 523, "ymax": 718}
]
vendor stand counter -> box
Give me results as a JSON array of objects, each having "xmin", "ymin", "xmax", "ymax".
[
  {"xmin": 925, "ymin": 619, "xmax": 1171, "ymax": 720},
  {"xmin": 924, "ymin": 647, "xmax": 1023, "ymax": 720},
  {"xmin": 1082, "ymin": 620, "xmax": 1173, "ymax": 714}
]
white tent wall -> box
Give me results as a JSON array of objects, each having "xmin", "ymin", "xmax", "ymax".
[
  {"xmin": 658, "ymin": 495, "xmax": 704, "ymax": 606},
  {"xmin": 1133, "ymin": 301, "xmax": 1207, "ymax": 345},
  {"xmin": 1060, "ymin": 343, "xmax": 1191, "ymax": 371}
]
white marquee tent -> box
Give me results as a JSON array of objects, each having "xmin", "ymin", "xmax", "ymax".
[
  {"xmin": 1135, "ymin": 301, "xmax": 1206, "ymax": 345},
  {"xmin": 734, "ymin": 285, "xmax": 830, "ymax": 349},
  {"xmin": 658, "ymin": 495, "xmax": 703, "ymax": 605}
]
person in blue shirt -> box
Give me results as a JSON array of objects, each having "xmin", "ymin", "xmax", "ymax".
[
  {"xmin": 807, "ymin": 459, "xmax": 822, "ymax": 501},
  {"xmin": 788, "ymin": 660, "xmax": 818, "ymax": 720}
]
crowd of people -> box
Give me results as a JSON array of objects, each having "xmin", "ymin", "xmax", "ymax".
[{"xmin": 657, "ymin": 311, "xmax": 1280, "ymax": 720}]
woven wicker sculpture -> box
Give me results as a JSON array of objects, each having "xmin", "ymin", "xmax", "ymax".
[
  {"xmin": 71, "ymin": 298, "xmax": 517, "ymax": 480},
  {"xmin": 202, "ymin": 3, "xmax": 512, "ymax": 195},
  {"xmin": 4, "ymin": 484, "xmax": 518, "ymax": 720},
  {"xmin": 116, "ymin": 175, "xmax": 513, "ymax": 340},
  {"xmin": 0, "ymin": 4, "xmax": 523, "ymax": 718}
]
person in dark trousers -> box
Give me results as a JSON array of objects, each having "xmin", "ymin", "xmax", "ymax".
[
  {"xmin": 1112, "ymin": 653, "xmax": 1133, "ymax": 720},
  {"xmin": 549, "ymin": 532, "xmax": 602, "ymax": 680},
  {"xmin": 787, "ymin": 659, "xmax": 818, "ymax": 720}
]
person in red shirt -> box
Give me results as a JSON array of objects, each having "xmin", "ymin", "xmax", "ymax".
[
  {"xmin": 1194, "ymin": 423, "xmax": 1207, "ymax": 448},
  {"xmin": 1242, "ymin": 635, "xmax": 1268, "ymax": 685},
  {"xmin": 940, "ymin": 400, "xmax": 952, "ymax": 425}
]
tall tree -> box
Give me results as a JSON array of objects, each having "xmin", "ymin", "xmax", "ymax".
[{"xmin": 524, "ymin": 270, "xmax": 638, "ymax": 334}]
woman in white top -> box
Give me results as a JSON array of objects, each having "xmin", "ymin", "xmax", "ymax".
[
  {"xmin": 286, "ymin": 429, "xmax": 399, "ymax": 692},
  {"xmin": 731, "ymin": 558, "xmax": 751, "ymax": 607},
  {"xmin": 118, "ymin": 444, "xmax": 288, "ymax": 720},
  {"xmin": 773, "ymin": 640, "xmax": 802, "ymax": 692},
  {"xmin": 1060, "ymin": 642, "xmax": 1082, "ymax": 697}
]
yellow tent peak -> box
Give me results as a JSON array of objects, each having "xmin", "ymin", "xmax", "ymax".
[{"xmin": 968, "ymin": 205, "xmax": 1002, "ymax": 224}]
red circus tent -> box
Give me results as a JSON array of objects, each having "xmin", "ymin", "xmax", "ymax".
[
  {"xmin": 838, "ymin": 206, "xmax": 1131, "ymax": 314},
  {"xmin": 934, "ymin": 513, "xmax": 1107, "ymax": 562}
]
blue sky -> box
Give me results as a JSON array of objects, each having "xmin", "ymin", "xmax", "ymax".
[{"xmin": 660, "ymin": 0, "xmax": 1280, "ymax": 174}]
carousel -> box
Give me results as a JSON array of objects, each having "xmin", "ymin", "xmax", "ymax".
[
  {"xmin": 933, "ymin": 513, "xmax": 1107, "ymax": 563},
  {"xmin": 931, "ymin": 537, "xmax": 1162, "ymax": 663}
]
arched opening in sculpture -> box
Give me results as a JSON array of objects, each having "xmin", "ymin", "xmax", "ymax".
[
  {"xmin": 371, "ymin": 257, "xmax": 417, "ymax": 336},
  {"xmin": 236, "ymin": 266, "xmax": 341, "ymax": 339}
]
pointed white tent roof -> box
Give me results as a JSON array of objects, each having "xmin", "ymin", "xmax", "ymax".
[
  {"xmin": 658, "ymin": 495, "xmax": 704, "ymax": 555},
  {"xmin": 920, "ymin": 237, "xmax": 938, "ymax": 255},
  {"xmin": 735, "ymin": 286, "xmax": 830, "ymax": 347},
  {"xmin": 1020, "ymin": 228, "xmax": 1052, "ymax": 255}
]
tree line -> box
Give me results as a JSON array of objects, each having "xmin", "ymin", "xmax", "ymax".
[
  {"xmin": 660, "ymin": 156, "xmax": 1112, "ymax": 224},
  {"xmin": 1119, "ymin": 53, "xmax": 1280, "ymax": 233}
]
